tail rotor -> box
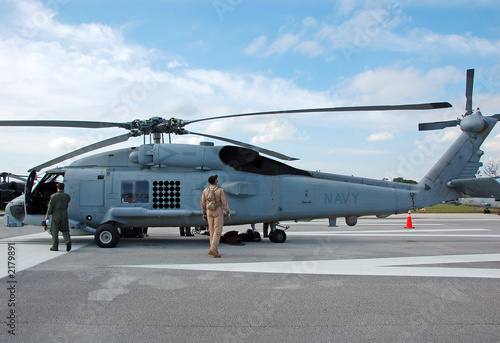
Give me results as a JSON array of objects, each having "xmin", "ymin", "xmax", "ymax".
[{"xmin": 419, "ymin": 69, "xmax": 499, "ymax": 134}]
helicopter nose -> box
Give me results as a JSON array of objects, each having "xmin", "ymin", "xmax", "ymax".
[{"xmin": 4, "ymin": 196, "xmax": 25, "ymax": 227}]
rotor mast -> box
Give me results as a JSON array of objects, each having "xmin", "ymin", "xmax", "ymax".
[{"xmin": 153, "ymin": 132, "xmax": 162, "ymax": 144}]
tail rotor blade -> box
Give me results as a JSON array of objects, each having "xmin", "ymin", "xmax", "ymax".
[
  {"xmin": 418, "ymin": 119, "xmax": 459, "ymax": 131},
  {"xmin": 465, "ymin": 69, "xmax": 474, "ymax": 114}
]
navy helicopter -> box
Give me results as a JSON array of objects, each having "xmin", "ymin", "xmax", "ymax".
[
  {"xmin": 0, "ymin": 172, "xmax": 26, "ymax": 210},
  {"xmin": 457, "ymin": 197, "xmax": 500, "ymax": 213},
  {"xmin": 2, "ymin": 69, "xmax": 499, "ymax": 247}
]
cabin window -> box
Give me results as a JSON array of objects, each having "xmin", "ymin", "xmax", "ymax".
[{"xmin": 121, "ymin": 181, "xmax": 149, "ymax": 203}]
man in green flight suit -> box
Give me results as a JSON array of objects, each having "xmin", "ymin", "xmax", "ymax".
[{"xmin": 45, "ymin": 183, "xmax": 72, "ymax": 252}]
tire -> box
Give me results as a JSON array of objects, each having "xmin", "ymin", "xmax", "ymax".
[
  {"xmin": 269, "ymin": 229, "xmax": 286, "ymax": 243},
  {"xmin": 121, "ymin": 227, "xmax": 141, "ymax": 238},
  {"xmin": 95, "ymin": 224, "xmax": 120, "ymax": 248}
]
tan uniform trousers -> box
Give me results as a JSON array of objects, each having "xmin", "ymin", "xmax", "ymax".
[{"xmin": 207, "ymin": 206, "xmax": 224, "ymax": 252}]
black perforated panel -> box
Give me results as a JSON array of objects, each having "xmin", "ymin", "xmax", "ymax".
[{"xmin": 152, "ymin": 180, "xmax": 181, "ymax": 209}]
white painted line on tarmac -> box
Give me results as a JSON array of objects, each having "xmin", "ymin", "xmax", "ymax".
[
  {"xmin": 288, "ymin": 233, "xmax": 500, "ymax": 238},
  {"xmin": 0, "ymin": 232, "xmax": 89, "ymax": 279},
  {"xmin": 118, "ymin": 253, "xmax": 500, "ymax": 279},
  {"xmin": 287, "ymin": 222, "xmax": 441, "ymax": 226},
  {"xmin": 324, "ymin": 234, "xmax": 499, "ymax": 238},
  {"xmin": 286, "ymin": 228, "xmax": 500, "ymax": 238},
  {"xmin": 288, "ymin": 228, "xmax": 488, "ymax": 234}
]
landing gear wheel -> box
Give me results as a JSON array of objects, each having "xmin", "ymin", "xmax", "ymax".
[
  {"xmin": 121, "ymin": 227, "xmax": 141, "ymax": 238},
  {"xmin": 269, "ymin": 229, "xmax": 286, "ymax": 243},
  {"xmin": 95, "ymin": 224, "xmax": 120, "ymax": 248}
]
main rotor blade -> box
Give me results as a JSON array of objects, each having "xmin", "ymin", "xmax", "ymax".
[
  {"xmin": 184, "ymin": 102, "xmax": 452, "ymax": 125},
  {"xmin": 418, "ymin": 119, "xmax": 459, "ymax": 131},
  {"xmin": 0, "ymin": 173, "xmax": 27, "ymax": 182},
  {"xmin": 0, "ymin": 120, "xmax": 131, "ymax": 129},
  {"xmin": 30, "ymin": 133, "xmax": 132, "ymax": 172},
  {"xmin": 187, "ymin": 131, "xmax": 298, "ymax": 161},
  {"xmin": 465, "ymin": 69, "xmax": 474, "ymax": 114}
]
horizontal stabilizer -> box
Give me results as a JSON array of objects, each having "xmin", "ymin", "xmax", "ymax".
[{"xmin": 448, "ymin": 177, "xmax": 500, "ymax": 198}]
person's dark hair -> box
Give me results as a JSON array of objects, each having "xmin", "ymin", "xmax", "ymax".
[
  {"xmin": 208, "ymin": 175, "xmax": 218, "ymax": 185},
  {"xmin": 57, "ymin": 183, "xmax": 65, "ymax": 191}
]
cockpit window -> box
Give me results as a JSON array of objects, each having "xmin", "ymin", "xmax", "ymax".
[
  {"xmin": 26, "ymin": 172, "xmax": 64, "ymax": 215},
  {"xmin": 219, "ymin": 146, "xmax": 311, "ymax": 176}
]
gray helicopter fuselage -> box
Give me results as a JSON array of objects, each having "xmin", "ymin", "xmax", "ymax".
[
  {"xmin": 68, "ymin": 143, "xmax": 424, "ymax": 229},
  {"xmin": 14, "ymin": 142, "xmax": 424, "ymax": 233}
]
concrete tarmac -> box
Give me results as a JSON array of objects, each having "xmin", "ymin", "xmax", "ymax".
[{"xmin": 0, "ymin": 213, "xmax": 499, "ymax": 342}]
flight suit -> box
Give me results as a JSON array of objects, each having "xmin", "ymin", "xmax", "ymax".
[
  {"xmin": 46, "ymin": 190, "xmax": 71, "ymax": 250},
  {"xmin": 201, "ymin": 186, "xmax": 230, "ymax": 255}
]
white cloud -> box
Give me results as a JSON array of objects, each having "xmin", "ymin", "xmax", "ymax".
[
  {"xmin": 243, "ymin": 2, "xmax": 500, "ymax": 63},
  {"xmin": 48, "ymin": 137, "xmax": 79, "ymax": 151},
  {"xmin": 167, "ymin": 59, "xmax": 188, "ymax": 69},
  {"xmin": 243, "ymin": 35, "xmax": 267, "ymax": 55},
  {"xmin": 266, "ymin": 33, "xmax": 300, "ymax": 56},
  {"xmin": 403, "ymin": 30, "xmax": 500, "ymax": 57},
  {"xmin": 302, "ymin": 16, "xmax": 318, "ymax": 29},
  {"xmin": 294, "ymin": 40, "xmax": 323, "ymax": 57},
  {"xmin": 0, "ymin": 1, "xmax": 159, "ymax": 123},
  {"xmin": 367, "ymin": 131, "xmax": 394, "ymax": 141},
  {"xmin": 484, "ymin": 133, "xmax": 500, "ymax": 154},
  {"xmin": 251, "ymin": 118, "xmax": 301, "ymax": 145},
  {"xmin": 431, "ymin": 129, "xmax": 460, "ymax": 143},
  {"xmin": 328, "ymin": 147, "xmax": 387, "ymax": 155},
  {"xmin": 338, "ymin": 66, "xmax": 459, "ymax": 104}
]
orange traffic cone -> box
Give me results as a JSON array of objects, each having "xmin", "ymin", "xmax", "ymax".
[{"xmin": 404, "ymin": 210, "xmax": 414, "ymax": 228}]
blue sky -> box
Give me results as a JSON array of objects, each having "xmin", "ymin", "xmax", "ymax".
[{"xmin": 0, "ymin": 0, "xmax": 500, "ymax": 180}]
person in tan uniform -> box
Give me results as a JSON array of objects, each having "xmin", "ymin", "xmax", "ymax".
[{"xmin": 201, "ymin": 175, "xmax": 231, "ymax": 257}]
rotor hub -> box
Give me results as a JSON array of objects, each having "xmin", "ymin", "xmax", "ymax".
[{"xmin": 127, "ymin": 117, "xmax": 188, "ymax": 135}]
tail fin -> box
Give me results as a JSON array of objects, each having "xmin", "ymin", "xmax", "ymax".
[{"xmin": 417, "ymin": 117, "xmax": 496, "ymax": 206}]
